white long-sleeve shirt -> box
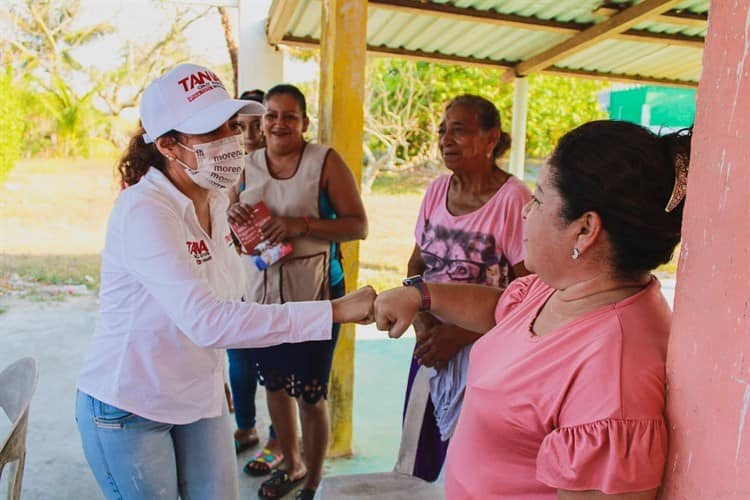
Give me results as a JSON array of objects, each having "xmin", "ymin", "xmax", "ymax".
[{"xmin": 77, "ymin": 168, "xmax": 332, "ymax": 424}]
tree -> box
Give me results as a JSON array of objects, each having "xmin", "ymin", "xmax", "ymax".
[
  {"xmin": 2, "ymin": 0, "xmax": 115, "ymax": 157},
  {"xmin": 525, "ymin": 74, "xmax": 609, "ymax": 157},
  {"xmin": 37, "ymin": 74, "xmax": 108, "ymax": 157},
  {"xmin": 90, "ymin": 5, "xmax": 208, "ymax": 118},
  {"xmin": 362, "ymin": 58, "xmax": 434, "ymax": 192},
  {"xmin": 361, "ymin": 58, "xmax": 609, "ymax": 189},
  {"xmin": 217, "ymin": 6, "xmax": 238, "ymax": 97},
  {"xmin": 3, "ymin": 0, "xmax": 115, "ymax": 86},
  {"xmin": 0, "ymin": 73, "xmax": 25, "ymax": 185},
  {"xmin": 3, "ymin": 0, "xmax": 212, "ymax": 157},
  {"xmin": 361, "ymin": 59, "xmax": 515, "ymax": 190}
]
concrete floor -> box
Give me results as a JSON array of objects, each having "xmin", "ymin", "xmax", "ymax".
[{"xmin": 0, "ymin": 277, "xmax": 675, "ymax": 499}]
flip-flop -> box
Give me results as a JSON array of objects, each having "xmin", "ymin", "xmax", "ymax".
[
  {"xmin": 234, "ymin": 435, "xmax": 260, "ymax": 454},
  {"xmin": 244, "ymin": 448, "xmax": 284, "ymax": 477},
  {"xmin": 258, "ymin": 469, "xmax": 306, "ymax": 499}
]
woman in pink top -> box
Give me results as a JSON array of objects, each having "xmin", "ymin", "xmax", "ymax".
[
  {"xmin": 375, "ymin": 120, "xmax": 692, "ymax": 499},
  {"xmin": 404, "ymin": 95, "xmax": 530, "ymax": 480}
]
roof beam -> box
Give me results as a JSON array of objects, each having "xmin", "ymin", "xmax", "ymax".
[
  {"xmin": 544, "ymin": 67, "xmax": 698, "ymax": 89},
  {"xmin": 369, "ymin": 0, "xmax": 704, "ymax": 48},
  {"xmin": 267, "ymin": 0, "xmax": 300, "ymax": 44},
  {"xmin": 282, "ymin": 35, "xmax": 515, "ymax": 69},
  {"xmin": 503, "ymin": 0, "xmax": 686, "ymax": 81},
  {"xmin": 369, "ymin": 0, "xmax": 582, "ymax": 34},
  {"xmin": 617, "ymin": 29, "xmax": 704, "ymax": 49},
  {"xmin": 280, "ymin": 35, "xmax": 697, "ymax": 88},
  {"xmin": 595, "ymin": 3, "xmax": 708, "ymax": 28}
]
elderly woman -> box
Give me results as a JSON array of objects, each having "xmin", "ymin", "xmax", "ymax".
[
  {"xmin": 403, "ymin": 94, "xmax": 530, "ymax": 480},
  {"xmin": 376, "ymin": 120, "xmax": 691, "ymax": 499},
  {"xmin": 75, "ymin": 64, "xmax": 374, "ymax": 500}
]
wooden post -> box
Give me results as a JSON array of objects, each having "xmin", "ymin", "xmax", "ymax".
[{"xmin": 317, "ymin": 0, "xmax": 368, "ymax": 457}]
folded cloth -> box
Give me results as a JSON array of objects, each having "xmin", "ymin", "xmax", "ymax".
[{"xmin": 429, "ymin": 344, "xmax": 472, "ymax": 441}]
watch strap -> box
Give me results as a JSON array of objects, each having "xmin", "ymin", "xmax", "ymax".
[{"xmin": 403, "ymin": 275, "xmax": 431, "ymax": 312}]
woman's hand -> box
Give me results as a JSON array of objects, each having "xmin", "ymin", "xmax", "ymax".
[
  {"xmin": 260, "ymin": 216, "xmax": 307, "ymax": 244},
  {"xmin": 227, "ymin": 202, "xmax": 255, "ymax": 226},
  {"xmin": 331, "ymin": 286, "xmax": 377, "ymax": 324},
  {"xmin": 412, "ymin": 311, "xmax": 441, "ymax": 342},
  {"xmin": 374, "ymin": 286, "xmax": 422, "ymax": 338},
  {"xmin": 414, "ymin": 324, "xmax": 470, "ymax": 369}
]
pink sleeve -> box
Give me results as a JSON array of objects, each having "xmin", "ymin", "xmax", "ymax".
[
  {"xmin": 414, "ymin": 176, "xmax": 447, "ymax": 243},
  {"xmin": 499, "ymin": 179, "xmax": 531, "ymax": 266},
  {"xmin": 536, "ymin": 418, "xmax": 667, "ymax": 494},
  {"xmin": 494, "ymin": 274, "xmax": 537, "ymax": 323}
]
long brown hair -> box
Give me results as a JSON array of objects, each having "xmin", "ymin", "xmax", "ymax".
[{"xmin": 117, "ymin": 124, "xmax": 176, "ymax": 187}]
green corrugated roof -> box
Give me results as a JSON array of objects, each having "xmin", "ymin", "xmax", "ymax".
[{"xmin": 269, "ymin": 0, "xmax": 708, "ymax": 86}]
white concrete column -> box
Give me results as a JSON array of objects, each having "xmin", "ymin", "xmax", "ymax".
[
  {"xmin": 238, "ymin": 0, "xmax": 283, "ymax": 93},
  {"xmin": 509, "ymin": 77, "xmax": 529, "ymax": 180}
]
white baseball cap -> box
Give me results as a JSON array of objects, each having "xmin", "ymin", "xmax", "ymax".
[
  {"xmin": 140, "ymin": 63, "xmax": 259, "ymax": 143},
  {"xmin": 239, "ymin": 101, "xmax": 266, "ymax": 116}
]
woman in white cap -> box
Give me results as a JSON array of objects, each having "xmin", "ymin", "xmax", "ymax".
[{"xmin": 75, "ymin": 63, "xmax": 374, "ymax": 500}]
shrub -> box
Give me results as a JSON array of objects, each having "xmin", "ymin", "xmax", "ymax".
[{"xmin": 0, "ymin": 74, "xmax": 24, "ymax": 185}]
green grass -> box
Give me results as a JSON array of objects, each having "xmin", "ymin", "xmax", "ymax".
[
  {"xmin": 0, "ymin": 254, "xmax": 101, "ymax": 289},
  {"xmin": 370, "ymin": 167, "xmax": 438, "ymax": 195}
]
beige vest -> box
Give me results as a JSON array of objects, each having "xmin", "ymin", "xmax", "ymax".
[{"xmin": 239, "ymin": 143, "xmax": 331, "ymax": 304}]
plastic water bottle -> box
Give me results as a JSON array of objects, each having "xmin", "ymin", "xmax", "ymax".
[{"xmin": 252, "ymin": 241, "xmax": 293, "ymax": 270}]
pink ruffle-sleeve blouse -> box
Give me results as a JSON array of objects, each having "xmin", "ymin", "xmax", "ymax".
[{"xmin": 445, "ymin": 275, "xmax": 671, "ymax": 499}]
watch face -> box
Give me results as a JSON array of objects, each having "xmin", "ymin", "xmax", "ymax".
[{"xmin": 403, "ymin": 275, "xmax": 423, "ymax": 286}]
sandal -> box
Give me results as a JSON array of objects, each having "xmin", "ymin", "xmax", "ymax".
[
  {"xmin": 234, "ymin": 429, "xmax": 260, "ymax": 454},
  {"xmin": 235, "ymin": 436, "xmax": 260, "ymax": 454},
  {"xmin": 258, "ymin": 469, "xmax": 306, "ymax": 499},
  {"xmin": 295, "ymin": 488, "xmax": 316, "ymax": 500},
  {"xmin": 244, "ymin": 448, "xmax": 284, "ymax": 476}
]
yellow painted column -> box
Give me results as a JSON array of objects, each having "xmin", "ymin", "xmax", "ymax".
[{"xmin": 317, "ymin": 0, "xmax": 367, "ymax": 457}]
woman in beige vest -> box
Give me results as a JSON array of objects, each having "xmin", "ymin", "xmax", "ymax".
[{"xmin": 227, "ymin": 84, "xmax": 368, "ymax": 500}]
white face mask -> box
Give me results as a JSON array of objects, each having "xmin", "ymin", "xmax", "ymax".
[{"xmin": 176, "ymin": 135, "xmax": 245, "ymax": 190}]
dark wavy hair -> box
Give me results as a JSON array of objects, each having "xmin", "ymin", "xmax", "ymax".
[
  {"xmin": 549, "ymin": 120, "xmax": 692, "ymax": 279},
  {"xmin": 117, "ymin": 124, "xmax": 179, "ymax": 187}
]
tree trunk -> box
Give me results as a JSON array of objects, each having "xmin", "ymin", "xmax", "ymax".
[{"xmin": 217, "ymin": 6, "xmax": 238, "ymax": 97}]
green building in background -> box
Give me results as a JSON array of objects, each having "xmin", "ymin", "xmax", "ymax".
[{"xmin": 600, "ymin": 86, "xmax": 696, "ymax": 134}]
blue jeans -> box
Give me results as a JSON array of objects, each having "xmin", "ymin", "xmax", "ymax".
[
  {"xmin": 227, "ymin": 348, "xmax": 259, "ymax": 430},
  {"xmin": 76, "ymin": 391, "xmax": 238, "ymax": 500},
  {"xmin": 226, "ymin": 348, "xmax": 276, "ymax": 438}
]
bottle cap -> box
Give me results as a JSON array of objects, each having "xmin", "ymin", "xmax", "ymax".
[{"xmin": 253, "ymin": 256, "xmax": 269, "ymax": 270}]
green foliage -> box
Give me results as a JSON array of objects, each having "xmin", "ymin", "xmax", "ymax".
[
  {"xmin": 525, "ymin": 74, "xmax": 609, "ymax": 157},
  {"xmin": 4, "ymin": 0, "xmax": 115, "ymax": 81},
  {"xmin": 3, "ymin": 0, "xmax": 211, "ymax": 158},
  {"xmin": 363, "ymin": 58, "xmax": 610, "ymax": 184},
  {"xmin": 36, "ymin": 74, "xmax": 116, "ymax": 157},
  {"xmin": 0, "ymin": 73, "xmax": 25, "ymax": 184}
]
